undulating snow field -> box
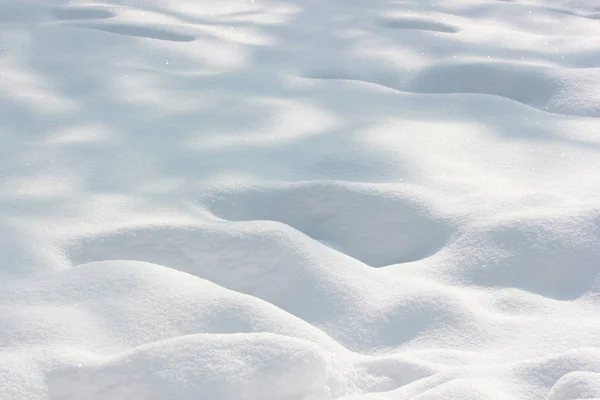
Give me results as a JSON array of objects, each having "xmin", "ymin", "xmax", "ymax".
[{"xmin": 2, "ymin": 0, "xmax": 600, "ymax": 398}]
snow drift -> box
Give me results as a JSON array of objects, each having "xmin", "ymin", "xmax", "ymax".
[{"xmin": 1, "ymin": 0, "xmax": 600, "ymax": 399}]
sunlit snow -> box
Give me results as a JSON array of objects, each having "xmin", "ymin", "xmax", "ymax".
[{"xmin": 1, "ymin": 0, "xmax": 600, "ymax": 399}]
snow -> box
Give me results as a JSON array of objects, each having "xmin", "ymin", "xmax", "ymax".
[{"xmin": 1, "ymin": 0, "xmax": 600, "ymax": 398}]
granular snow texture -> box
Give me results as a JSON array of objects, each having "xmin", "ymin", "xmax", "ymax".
[{"xmin": 1, "ymin": 0, "xmax": 600, "ymax": 399}]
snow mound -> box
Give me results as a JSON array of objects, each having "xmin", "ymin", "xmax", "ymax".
[
  {"xmin": 48, "ymin": 333, "xmax": 332, "ymax": 400},
  {"xmin": 306, "ymin": 62, "xmax": 600, "ymax": 117},
  {"xmin": 3, "ymin": 260, "xmax": 344, "ymax": 350},
  {"xmin": 548, "ymin": 371, "xmax": 600, "ymax": 400},
  {"xmin": 441, "ymin": 210, "xmax": 600, "ymax": 300}
]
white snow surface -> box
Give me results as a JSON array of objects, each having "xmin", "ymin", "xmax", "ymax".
[{"xmin": 2, "ymin": 0, "xmax": 600, "ymax": 399}]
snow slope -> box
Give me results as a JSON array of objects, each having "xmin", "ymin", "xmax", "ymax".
[{"xmin": 1, "ymin": 0, "xmax": 600, "ymax": 399}]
